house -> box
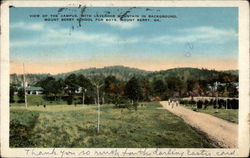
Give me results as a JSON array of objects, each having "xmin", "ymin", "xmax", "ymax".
[{"xmin": 25, "ymin": 86, "xmax": 43, "ymax": 95}]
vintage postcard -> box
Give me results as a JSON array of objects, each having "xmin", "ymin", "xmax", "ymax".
[{"xmin": 0, "ymin": 0, "xmax": 249, "ymax": 157}]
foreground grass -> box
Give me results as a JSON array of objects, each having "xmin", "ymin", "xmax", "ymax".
[
  {"xmin": 183, "ymin": 105, "xmax": 238, "ymax": 123},
  {"xmin": 10, "ymin": 102, "xmax": 214, "ymax": 148}
]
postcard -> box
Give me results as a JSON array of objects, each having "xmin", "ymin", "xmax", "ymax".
[{"xmin": 0, "ymin": 0, "xmax": 249, "ymax": 157}]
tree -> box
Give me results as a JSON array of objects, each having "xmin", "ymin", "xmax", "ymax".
[
  {"xmin": 227, "ymin": 83, "xmax": 238, "ymax": 97},
  {"xmin": 152, "ymin": 79, "xmax": 166, "ymax": 98},
  {"xmin": 89, "ymin": 75, "xmax": 105, "ymax": 133},
  {"xmin": 38, "ymin": 76, "xmax": 63, "ymax": 100},
  {"xmin": 65, "ymin": 74, "xmax": 79, "ymax": 94},
  {"xmin": 17, "ymin": 88, "xmax": 25, "ymax": 103},
  {"xmin": 140, "ymin": 78, "xmax": 151, "ymax": 101},
  {"xmin": 64, "ymin": 74, "xmax": 79, "ymax": 104},
  {"xmin": 77, "ymin": 75, "xmax": 92, "ymax": 105},
  {"xmin": 103, "ymin": 76, "xmax": 124, "ymax": 104},
  {"xmin": 125, "ymin": 77, "xmax": 142, "ymax": 104},
  {"xmin": 56, "ymin": 78, "xmax": 65, "ymax": 99},
  {"xmin": 90, "ymin": 76, "xmax": 105, "ymax": 104},
  {"xmin": 10, "ymin": 85, "xmax": 16, "ymax": 103},
  {"xmin": 165, "ymin": 75, "xmax": 184, "ymax": 97},
  {"xmin": 104, "ymin": 76, "xmax": 119, "ymax": 93}
]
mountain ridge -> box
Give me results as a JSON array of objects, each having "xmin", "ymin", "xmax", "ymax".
[{"xmin": 10, "ymin": 65, "xmax": 238, "ymax": 85}]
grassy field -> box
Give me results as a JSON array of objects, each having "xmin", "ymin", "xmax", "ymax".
[
  {"xmin": 10, "ymin": 102, "xmax": 214, "ymax": 148},
  {"xmin": 11, "ymin": 95, "xmax": 68, "ymax": 106},
  {"xmin": 183, "ymin": 105, "xmax": 238, "ymax": 123}
]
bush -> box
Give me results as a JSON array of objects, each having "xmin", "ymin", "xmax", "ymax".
[
  {"xmin": 114, "ymin": 96, "xmax": 129, "ymax": 108},
  {"xmin": 197, "ymin": 100, "xmax": 203, "ymax": 109},
  {"xmin": 10, "ymin": 120, "xmax": 34, "ymax": 147},
  {"xmin": 10, "ymin": 110, "xmax": 39, "ymax": 147},
  {"xmin": 231, "ymin": 99, "xmax": 239, "ymax": 109},
  {"xmin": 218, "ymin": 99, "xmax": 225, "ymax": 109},
  {"xmin": 66, "ymin": 96, "xmax": 74, "ymax": 105},
  {"xmin": 133, "ymin": 102, "xmax": 139, "ymax": 111},
  {"xmin": 17, "ymin": 88, "xmax": 25, "ymax": 103}
]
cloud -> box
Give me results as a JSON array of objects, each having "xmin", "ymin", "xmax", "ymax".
[
  {"xmin": 10, "ymin": 22, "xmax": 44, "ymax": 31},
  {"xmin": 10, "ymin": 22, "xmax": 237, "ymax": 50},
  {"xmin": 46, "ymin": 28, "xmax": 136, "ymax": 44},
  {"xmin": 103, "ymin": 18, "xmax": 139, "ymax": 29},
  {"xmin": 10, "ymin": 22, "xmax": 140, "ymax": 48},
  {"xmin": 150, "ymin": 26, "xmax": 237, "ymax": 44}
]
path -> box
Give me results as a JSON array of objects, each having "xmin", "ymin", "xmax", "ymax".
[{"xmin": 160, "ymin": 101, "xmax": 238, "ymax": 148}]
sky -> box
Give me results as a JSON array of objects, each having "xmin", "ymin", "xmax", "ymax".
[{"xmin": 10, "ymin": 7, "xmax": 238, "ymax": 74}]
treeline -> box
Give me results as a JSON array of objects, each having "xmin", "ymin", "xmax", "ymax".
[
  {"xmin": 10, "ymin": 67, "xmax": 239, "ymax": 107},
  {"xmin": 36, "ymin": 75, "xmax": 149, "ymax": 106},
  {"xmin": 11, "ymin": 71, "xmax": 238, "ymax": 106},
  {"xmin": 10, "ymin": 66, "xmax": 238, "ymax": 85}
]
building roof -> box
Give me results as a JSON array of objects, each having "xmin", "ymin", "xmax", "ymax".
[{"xmin": 26, "ymin": 86, "xmax": 43, "ymax": 91}]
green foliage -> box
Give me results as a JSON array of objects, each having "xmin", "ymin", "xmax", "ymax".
[
  {"xmin": 10, "ymin": 110, "xmax": 40, "ymax": 147},
  {"xmin": 104, "ymin": 76, "xmax": 126, "ymax": 104},
  {"xmin": 66, "ymin": 95, "xmax": 74, "ymax": 105},
  {"xmin": 125, "ymin": 77, "xmax": 143, "ymax": 102},
  {"xmin": 17, "ymin": 88, "xmax": 25, "ymax": 103},
  {"xmin": 10, "ymin": 103, "xmax": 214, "ymax": 148},
  {"xmin": 64, "ymin": 74, "xmax": 79, "ymax": 95},
  {"xmin": 10, "ymin": 85, "xmax": 16, "ymax": 103},
  {"xmin": 226, "ymin": 83, "xmax": 238, "ymax": 97},
  {"xmin": 10, "ymin": 67, "xmax": 239, "ymax": 104},
  {"xmin": 77, "ymin": 74, "xmax": 92, "ymax": 90},
  {"xmin": 36, "ymin": 76, "xmax": 64, "ymax": 100},
  {"xmin": 56, "ymin": 65, "xmax": 150, "ymax": 81},
  {"xmin": 10, "ymin": 73, "xmax": 51, "ymax": 86}
]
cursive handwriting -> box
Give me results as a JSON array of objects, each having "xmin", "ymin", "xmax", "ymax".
[{"xmin": 24, "ymin": 148, "xmax": 236, "ymax": 157}]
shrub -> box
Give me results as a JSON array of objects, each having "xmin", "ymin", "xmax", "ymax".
[
  {"xmin": 66, "ymin": 96, "xmax": 74, "ymax": 105},
  {"xmin": 197, "ymin": 100, "xmax": 203, "ymax": 109},
  {"xmin": 10, "ymin": 110, "xmax": 39, "ymax": 147}
]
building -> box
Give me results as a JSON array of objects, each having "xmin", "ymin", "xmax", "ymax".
[{"xmin": 25, "ymin": 86, "xmax": 43, "ymax": 95}]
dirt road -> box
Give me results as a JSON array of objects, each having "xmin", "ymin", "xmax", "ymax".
[{"xmin": 160, "ymin": 101, "xmax": 238, "ymax": 148}]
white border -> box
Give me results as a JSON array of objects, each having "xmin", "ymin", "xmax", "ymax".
[{"xmin": 1, "ymin": 1, "xmax": 249, "ymax": 157}]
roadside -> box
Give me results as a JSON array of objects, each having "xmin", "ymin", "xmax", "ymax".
[{"xmin": 160, "ymin": 101, "xmax": 238, "ymax": 148}]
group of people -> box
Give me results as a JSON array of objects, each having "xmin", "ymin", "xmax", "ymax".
[{"xmin": 167, "ymin": 100, "xmax": 180, "ymax": 108}]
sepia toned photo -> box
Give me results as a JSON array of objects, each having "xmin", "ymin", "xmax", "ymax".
[{"xmin": 1, "ymin": 1, "xmax": 249, "ymax": 157}]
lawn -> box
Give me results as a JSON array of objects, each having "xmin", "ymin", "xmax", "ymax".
[
  {"xmin": 183, "ymin": 104, "xmax": 238, "ymax": 123},
  {"xmin": 11, "ymin": 95, "xmax": 67, "ymax": 106},
  {"xmin": 10, "ymin": 102, "xmax": 214, "ymax": 148}
]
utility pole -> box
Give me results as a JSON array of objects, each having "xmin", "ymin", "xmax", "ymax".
[{"xmin": 23, "ymin": 63, "xmax": 27, "ymax": 108}]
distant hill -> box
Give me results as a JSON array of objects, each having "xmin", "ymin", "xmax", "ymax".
[
  {"xmin": 10, "ymin": 66, "xmax": 238, "ymax": 85},
  {"xmin": 146, "ymin": 67, "xmax": 238, "ymax": 83},
  {"xmin": 55, "ymin": 65, "xmax": 151, "ymax": 81},
  {"xmin": 222, "ymin": 70, "xmax": 239, "ymax": 76},
  {"xmin": 10, "ymin": 73, "xmax": 51, "ymax": 86}
]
